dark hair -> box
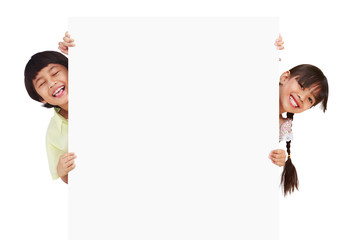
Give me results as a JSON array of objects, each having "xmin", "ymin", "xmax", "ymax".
[
  {"xmin": 281, "ymin": 64, "xmax": 329, "ymax": 196},
  {"xmin": 289, "ymin": 64, "xmax": 329, "ymax": 112},
  {"xmin": 24, "ymin": 51, "xmax": 68, "ymax": 108},
  {"xmin": 281, "ymin": 112, "xmax": 298, "ymax": 196}
]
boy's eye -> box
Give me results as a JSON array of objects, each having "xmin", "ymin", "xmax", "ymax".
[
  {"xmin": 308, "ymin": 97, "xmax": 313, "ymax": 104},
  {"xmin": 53, "ymin": 71, "xmax": 60, "ymax": 76}
]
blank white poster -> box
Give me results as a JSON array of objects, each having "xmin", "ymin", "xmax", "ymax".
[{"xmin": 69, "ymin": 17, "xmax": 279, "ymax": 240}]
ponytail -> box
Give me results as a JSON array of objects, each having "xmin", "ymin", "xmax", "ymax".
[{"xmin": 280, "ymin": 112, "xmax": 299, "ymax": 195}]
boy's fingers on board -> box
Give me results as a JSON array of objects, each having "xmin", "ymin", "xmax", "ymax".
[
  {"xmin": 65, "ymin": 155, "xmax": 76, "ymax": 163},
  {"xmin": 58, "ymin": 43, "xmax": 69, "ymax": 51},
  {"xmin": 58, "ymin": 47, "xmax": 67, "ymax": 52},
  {"xmin": 66, "ymin": 159, "xmax": 74, "ymax": 167},
  {"xmin": 61, "ymin": 153, "xmax": 75, "ymax": 161},
  {"xmin": 59, "ymin": 48, "xmax": 68, "ymax": 55},
  {"xmin": 66, "ymin": 163, "xmax": 76, "ymax": 171},
  {"xmin": 65, "ymin": 31, "xmax": 72, "ymax": 39},
  {"xmin": 61, "ymin": 41, "xmax": 71, "ymax": 47},
  {"xmin": 63, "ymin": 36, "xmax": 74, "ymax": 43},
  {"xmin": 61, "ymin": 41, "xmax": 75, "ymax": 47},
  {"xmin": 62, "ymin": 152, "xmax": 70, "ymax": 157},
  {"xmin": 59, "ymin": 42, "xmax": 67, "ymax": 47}
]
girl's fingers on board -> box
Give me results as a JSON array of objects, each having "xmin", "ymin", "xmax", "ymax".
[
  {"xmin": 275, "ymin": 34, "xmax": 284, "ymax": 49},
  {"xmin": 269, "ymin": 153, "xmax": 284, "ymax": 160},
  {"xmin": 275, "ymin": 39, "xmax": 284, "ymax": 45},
  {"xmin": 271, "ymin": 160, "xmax": 282, "ymax": 167},
  {"xmin": 271, "ymin": 149, "xmax": 283, "ymax": 154}
]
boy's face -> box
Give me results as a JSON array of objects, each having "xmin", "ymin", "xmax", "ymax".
[
  {"xmin": 279, "ymin": 71, "xmax": 316, "ymax": 114},
  {"xmin": 32, "ymin": 64, "xmax": 68, "ymax": 109}
]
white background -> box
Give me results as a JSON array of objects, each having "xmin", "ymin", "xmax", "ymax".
[
  {"xmin": 68, "ymin": 17, "xmax": 278, "ymax": 240},
  {"xmin": 0, "ymin": 1, "xmax": 359, "ymax": 240}
]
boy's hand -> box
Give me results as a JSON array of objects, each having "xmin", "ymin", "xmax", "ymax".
[
  {"xmin": 58, "ymin": 31, "xmax": 75, "ymax": 55},
  {"xmin": 274, "ymin": 34, "xmax": 284, "ymax": 50},
  {"xmin": 57, "ymin": 152, "xmax": 76, "ymax": 178},
  {"xmin": 269, "ymin": 149, "xmax": 286, "ymax": 167}
]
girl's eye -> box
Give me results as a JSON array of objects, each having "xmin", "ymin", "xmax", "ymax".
[
  {"xmin": 299, "ymin": 83, "xmax": 304, "ymax": 90},
  {"xmin": 308, "ymin": 97, "xmax": 313, "ymax": 104},
  {"xmin": 53, "ymin": 71, "xmax": 60, "ymax": 76},
  {"xmin": 39, "ymin": 82, "xmax": 45, "ymax": 87}
]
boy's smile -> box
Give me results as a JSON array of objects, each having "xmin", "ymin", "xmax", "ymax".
[
  {"xmin": 279, "ymin": 71, "xmax": 316, "ymax": 114},
  {"xmin": 33, "ymin": 64, "xmax": 68, "ymax": 110},
  {"xmin": 52, "ymin": 85, "xmax": 66, "ymax": 97}
]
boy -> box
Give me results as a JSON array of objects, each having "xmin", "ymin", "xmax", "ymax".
[{"xmin": 25, "ymin": 39, "xmax": 75, "ymax": 183}]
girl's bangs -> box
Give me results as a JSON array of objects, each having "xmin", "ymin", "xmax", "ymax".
[{"xmin": 290, "ymin": 64, "xmax": 328, "ymax": 112}]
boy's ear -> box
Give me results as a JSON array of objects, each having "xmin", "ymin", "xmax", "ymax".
[{"xmin": 279, "ymin": 71, "xmax": 290, "ymax": 85}]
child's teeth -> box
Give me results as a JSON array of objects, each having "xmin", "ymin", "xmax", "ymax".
[
  {"xmin": 290, "ymin": 96, "xmax": 298, "ymax": 107},
  {"xmin": 53, "ymin": 87, "xmax": 64, "ymax": 96}
]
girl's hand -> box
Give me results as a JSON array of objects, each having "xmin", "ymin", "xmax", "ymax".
[
  {"xmin": 57, "ymin": 152, "xmax": 76, "ymax": 178},
  {"xmin": 269, "ymin": 149, "xmax": 286, "ymax": 167},
  {"xmin": 275, "ymin": 34, "xmax": 284, "ymax": 50},
  {"xmin": 58, "ymin": 31, "xmax": 75, "ymax": 55}
]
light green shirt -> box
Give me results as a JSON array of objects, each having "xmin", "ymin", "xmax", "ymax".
[{"xmin": 46, "ymin": 108, "xmax": 68, "ymax": 180}]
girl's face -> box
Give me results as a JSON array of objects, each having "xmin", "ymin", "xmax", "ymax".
[
  {"xmin": 279, "ymin": 71, "xmax": 317, "ymax": 114},
  {"xmin": 32, "ymin": 63, "xmax": 68, "ymax": 109}
]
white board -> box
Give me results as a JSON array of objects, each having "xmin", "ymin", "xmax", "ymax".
[{"xmin": 69, "ymin": 17, "xmax": 279, "ymax": 240}]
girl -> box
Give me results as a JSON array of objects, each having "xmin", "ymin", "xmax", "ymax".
[{"xmin": 269, "ymin": 64, "xmax": 329, "ymax": 195}]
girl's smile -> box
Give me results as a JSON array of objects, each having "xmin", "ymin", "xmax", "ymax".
[
  {"xmin": 289, "ymin": 95, "xmax": 299, "ymax": 108},
  {"xmin": 279, "ymin": 71, "xmax": 316, "ymax": 114}
]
